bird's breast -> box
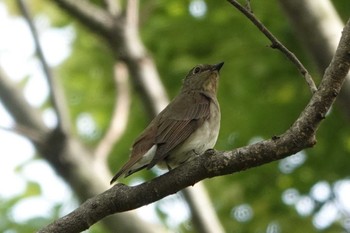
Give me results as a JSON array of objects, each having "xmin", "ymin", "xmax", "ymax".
[{"xmin": 162, "ymin": 100, "xmax": 221, "ymax": 168}]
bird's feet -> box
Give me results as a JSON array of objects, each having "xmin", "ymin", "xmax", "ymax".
[{"xmin": 205, "ymin": 148, "xmax": 216, "ymax": 155}]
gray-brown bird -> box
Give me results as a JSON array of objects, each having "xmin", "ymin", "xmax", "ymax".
[{"xmin": 110, "ymin": 62, "xmax": 223, "ymax": 184}]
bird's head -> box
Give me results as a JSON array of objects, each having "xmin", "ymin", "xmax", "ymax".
[{"xmin": 182, "ymin": 62, "xmax": 224, "ymax": 94}]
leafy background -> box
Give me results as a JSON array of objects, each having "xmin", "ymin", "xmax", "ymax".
[{"xmin": 1, "ymin": 0, "xmax": 350, "ymax": 232}]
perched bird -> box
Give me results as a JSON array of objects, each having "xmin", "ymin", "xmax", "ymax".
[{"xmin": 110, "ymin": 62, "xmax": 224, "ymax": 184}]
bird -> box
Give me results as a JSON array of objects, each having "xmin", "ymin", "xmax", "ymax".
[{"xmin": 110, "ymin": 62, "xmax": 224, "ymax": 184}]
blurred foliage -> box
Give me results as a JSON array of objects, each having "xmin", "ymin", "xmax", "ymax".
[{"xmin": 2, "ymin": 0, "xmax": 350, "ymax": 232}]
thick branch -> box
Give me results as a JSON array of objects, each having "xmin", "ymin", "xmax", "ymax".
[
  {"xmin": 39, "ymin": 19, "xmax": 350, "ymax": 233},
  {"xmin": 227, "ymin": 0, "xmax": 318, "ymax": 93}
]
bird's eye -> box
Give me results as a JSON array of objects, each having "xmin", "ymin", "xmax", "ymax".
[{"xmin": 193, "ymin": 66, "xmax": 201, "ymax": 74}]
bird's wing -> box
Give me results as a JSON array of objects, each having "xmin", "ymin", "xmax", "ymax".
[
  {"xmin": 110, "ymin": 92, "xmax": 211, "ymax": 183},
  {"xmin": 110, "ymin": 118, "xmax": 158, "ymax": 183},
  {"xmin": 147, "ymin": 92, "xmax": 211, "ymax": 168}
]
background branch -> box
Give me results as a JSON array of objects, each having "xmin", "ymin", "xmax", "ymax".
[
  {"xmin": 93, "ymin": 62, "xmax": 130, "ymax": 181},
  {"xmin": 16, "ymin": 0, "xmax": 70, "ymax": 132},
  {"xmin": 0, "ymin": 68, "xmax": 48, "ymax": 134},
  {"xmin": 182, "ymin": 185, "xmax": 225, "ymax": 233},
  {"xmin": 54, "ymin": 0, "xmax": 115, "ymax": 37},
  {"xmin": 39, "ymin": 18, "xmax": 350, "ymax": 233}
]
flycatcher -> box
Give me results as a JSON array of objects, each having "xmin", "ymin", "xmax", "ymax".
[{"xmin": 110, "ymin": 62, "xmax": 224, "ymax": 184}]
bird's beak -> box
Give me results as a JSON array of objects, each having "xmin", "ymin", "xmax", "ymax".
[{"xmin": 212, "ymin": 62, "xmax": 224, "ymax": 72}]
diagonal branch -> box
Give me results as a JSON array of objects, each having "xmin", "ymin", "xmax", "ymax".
[
  {"xmin": 227, "ymin": 0, "xmax": 318, "ymax": 94},
  {"xmin": 39, "ymin": 19, "xmax": 350, "ymax": 233},
  {"xmin": 17, "ymin": 0, "xmax": 70, "ymax": 132}
]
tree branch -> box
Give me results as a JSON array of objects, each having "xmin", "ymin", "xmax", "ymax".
[
  {"xmin": 93, "ymin": 62, "xmax": 130, "ymax": 181},
  {"xmin": 227, "ymin": 0, "xmax": 318, "ymax": 94},
  {"xmin": 17, "ymin": 0, "xmax": 70, "ymax": 132},
  {"xmin": 39, "ymin": 19, "xmax": 350, "ymax": 233}
]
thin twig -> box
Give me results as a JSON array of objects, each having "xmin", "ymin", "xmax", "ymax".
[
  {"xmin": 227, "ymin": 0, "xmax": 318, "ymax": 94},
  {"xmin": 17, "ymin": 0, "xmax": 70, "ymax": 132}
]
